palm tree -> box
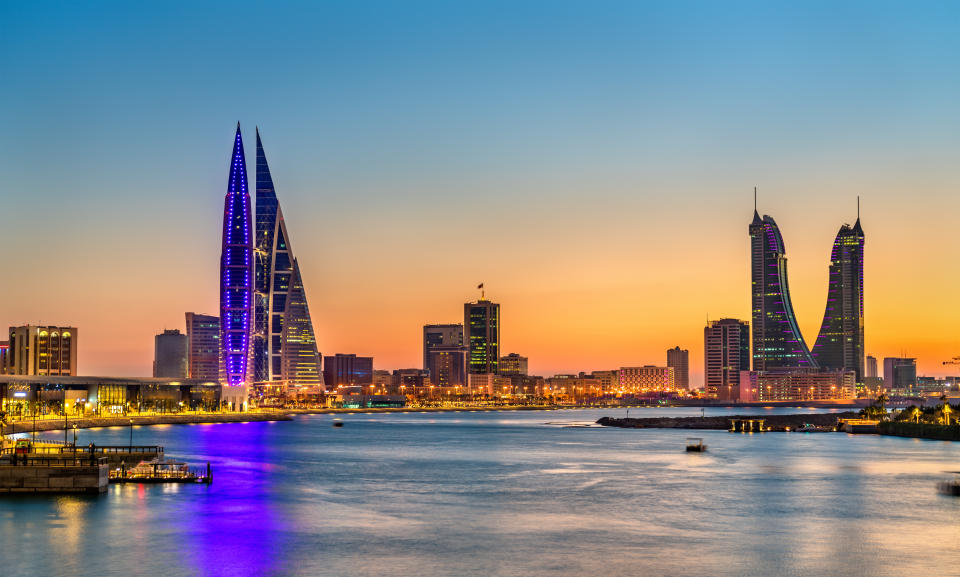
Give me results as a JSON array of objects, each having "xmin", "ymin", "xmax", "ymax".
[{"xmin": 0, "ymin": 411, "xmax": 8, "ymax": 442}]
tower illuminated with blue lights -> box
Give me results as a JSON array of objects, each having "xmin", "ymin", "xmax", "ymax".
[{"xmin": 220, "ymin": 124, "xmax": 253, "ymax": 386}]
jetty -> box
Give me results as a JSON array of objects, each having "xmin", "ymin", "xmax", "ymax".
[{"xmin": 597, "ymin": 412, "xmax": 855, "ymax": 431}]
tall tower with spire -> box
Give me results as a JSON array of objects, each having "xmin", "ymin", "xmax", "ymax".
[
  {"xmin": 750, "ymin": 191, "xmax": 817, "ymax": 371},
  {"xmin": 253, "ymin": 129, "xmax": 324, "ymax": 388},
  {"xmin": 812, "ymin": 203, "xmax": 865, "ymax": 380},
  {"xmin": 220, "ymin": 124, "xmax": 254, "ymax": 387}
]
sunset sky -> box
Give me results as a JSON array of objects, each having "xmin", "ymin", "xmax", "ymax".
[{"xmin": 2, "ymin": 1, "xmax": 959, "ymax": 385}]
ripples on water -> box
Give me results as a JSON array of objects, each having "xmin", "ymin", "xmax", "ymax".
[{"xmin": 3, "ymin": 407, "xmax": 960, "ymax": 577}]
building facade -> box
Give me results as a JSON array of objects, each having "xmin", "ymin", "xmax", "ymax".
[
  {"xmin": 252, "ymin": 129, "xmax": 323, "ymax": 387},
  {"xmin": 465, "ymin": 300, "xmax": 500, "ymax": 374},
  {"xmin": 186, "ymin": 313, "xmax": 220, "ymax": 381},
  {"xmin": 812, "ymin": 217, "xmax": 865, "ymax": 380},
  {"xmin": 746, "ymin": 369, "xmax": 856, "ymax": 401},
  {"xmin": 4, "ymin": 325, "xmax": 78, "ymax": 376},
  {"xmin": 423, "ymin": 324, "xmax": 466, "ymax": 387},
  {"xmin": 666, "ymin": 347, "xmax": 689, "ymax": 389},
  {"xmin": 499, "ymin": 353, "xmax": 528, "ymax": 376},
  {"xmin": 220, "ymin": 124, "xmax": 254, "ymax": 386},
  {"xmin": 704, "ymin": 318, "xmax": 750, "ymax": 400},
  {"xmin": 323, "ymin": 354, "xmax": 374, "ymax": 390},
  {"xmin": 865, "ymin": 355, "xmax": 878, "ymax": 379},
  {"xmin": 750, "ymin": 209, "xmax": 816, "ymax": 371},
  {"xmin": 618, "ymin": 366, "xmax": 676, "ymax": 393},
  {"xmin": 154, "ymin": 329, "xmax": 188, "ymax": 378},
  {"xmin": 883, "ymin": 357, "xmax": 917, "ymax": 390}
]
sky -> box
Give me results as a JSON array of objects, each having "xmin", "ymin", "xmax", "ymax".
[{"xmin": 1, "ymin": 0, "xmax": 959, "ymax": 385}]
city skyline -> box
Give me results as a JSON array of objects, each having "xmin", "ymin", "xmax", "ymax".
[{"xmin": 3, "ymin": 2, "xmax": 960, "ymax": 383}]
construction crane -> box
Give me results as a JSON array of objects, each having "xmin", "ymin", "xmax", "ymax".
[{"xmin": 943, "ymin": 357, "xmax": 960, "ymax": 366}]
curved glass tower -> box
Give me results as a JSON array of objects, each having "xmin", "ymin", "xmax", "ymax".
[
  {"xmin": 253, "ymin": 129, "xmax": 323, "ymax": 388},
  {"xmin": 750, "ymin": 210, "xmax": 816, "ymax": 371},
  {"xmin": 812, "ymin": 217, "xmax": 864, "ymax": 379},
  {"xmin": 220, "ymin": 124, "xmax": 253, "ymax": 386}
]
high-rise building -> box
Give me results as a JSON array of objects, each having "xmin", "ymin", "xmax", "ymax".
[
  {"xmin": 280, "ymin": 260, "xmax": 324, "ymax": 389},
  {"xmin": 252, "ymin": 129, "xmax": 323, "ymax": 387},
  {"xmin": 865, "ymin": 355, "xmax": 878, "ymax": 379},
  {"xmin": 186, "ymin": 313, "xmax": 220, "ymax": 381},
  {"xmin": 499, "ymin": 353, "xmax": 528, "ymax": 376},
  {"xmin": 465, "ymin": 299, "xmax": 500, "ymax": 374},
  {"xmin": 220, "ymin": 124, "xmax": 254, "ymax": 386},
  {"xmin": 704, "ymin": 318, "xmax": 750, "ymax": 400},
  {"xmin": 618, "ymin": 366, "xmax": 675, "ymax": 392},
  {"xmin": 812, "ymin": 215, "xmax": 865, "ymax": 380},
  {"xmin": 323, "ymin": 354, "xmax": 374, "ymax": 389},
  {"xmin": 423, "ymin": 324, "xmax": 466, "ymax": 388},
  {"xmin": 153, "ymin": 329, "xmax": 188, "ymax": 378},
  {"xmin": 4, "ymin": 325, "xmax": 77, "ymax": 376},
  {"xmin": 0, "ymin": 341, "xmax": 7, "ymax": 375},
  {"xmin": 883, "ymin": 357, "xmax": 917, "ymax": 390},
  {"xmin": 750, "ymin": 206, "xmax": 816, "ymax": 371},
  {"xmin": 666, "ymin": 347, "xmax": 689, "ymax": 389}
]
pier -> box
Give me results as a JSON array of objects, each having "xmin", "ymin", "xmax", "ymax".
[{"xmin": 0, "ymin": 454, "xmax": 109, "ymax": 494}]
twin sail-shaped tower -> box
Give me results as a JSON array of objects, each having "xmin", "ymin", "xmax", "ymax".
[
  {"xmin": 749, "ymin": 195, "xmax": 865, "ymax": 380},
  {"xmin": 219, "ymin": 124, "xmax": 324, "ymax": 389}
]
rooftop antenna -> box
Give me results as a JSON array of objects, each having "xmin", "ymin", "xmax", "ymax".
[
  {"xmin": 857, "ymin": 195, "xmax": 860, "ymax": 219},
  {"xmin": 754, "ymin": 186, "xmax": 757, "ymax": 212},
  {"xmin": 478, "ymin": 282, "xmax": 485, "ymax": 300}
]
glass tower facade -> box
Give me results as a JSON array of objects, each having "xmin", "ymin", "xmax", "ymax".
[
  {"xmin": 812, "ymin": 218, "xmax": 864, "ymax": 380},
  {"xmin": 252, "ymin": 129, "xmax": 323, "ymax": 387},
  {"xmin": 750, "ymin": 210, "xmax": 816, "ymax": 371},
  {"xmin": 220, "ymin": 124, "xmax": 254, "ymax": 386},
  {"xmin": 464, "ymin": 300, "xmax": 500, "ymax": 374}
]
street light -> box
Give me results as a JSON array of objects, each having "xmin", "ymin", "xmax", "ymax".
[{"xmin": 128, "ymin": 419, "xmax": 134, "ymax": 452}]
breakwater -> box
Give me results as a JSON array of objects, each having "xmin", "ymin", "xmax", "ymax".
[
  {"xmin": 4, "ymin": 411, "xmax": 292, "ymax": 435},
  {"xmin": 878, "ymin": 421, "xmax": 960, "ymax": 441},
  {"xmin": 597, "ymin": 412, "xmax": 856, "ymax": 431}
]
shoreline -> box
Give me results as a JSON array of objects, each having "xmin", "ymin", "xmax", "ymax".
[
  {"xmin": 2, "ymin": 403, "xmax": 862, "ymax": 435},
  {"xmin": 596, "ymin": 412, "xmax": 858, "ymax": 431}
]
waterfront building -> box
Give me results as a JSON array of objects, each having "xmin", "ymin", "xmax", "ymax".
[
  {"xmin": 394, "ymin": 369, "xmax": 430, "ymax": 389},
  {"xmin": 750, "ymin": 206, "xmax": 816, "ymax": 370},
  {"xmin": 153, "ymin": 329, "xmax": 188, "ymax": 378},
  {"xmin": 618, "ymin": 366, "xmax": 675, "ymax": 393},
  {"xmin": 545, "ymin": 374, "xmax": 602, "ymax": 399},
  {"xmin": 423, "ymin": 324, "xmax": 466, "ymax": 387},
  {"xmin": 883, "ymin": 357, "xmax": 917, "ymax": 390},
  {"xmin": 746, "ymin": 368, "xmax": 856, "ymax": 401},
  {"xmin": 866, "ymin": 355, "xmax": 878, "ymax": 379},
  {"xmin": 666, "ymin": 347, "xmax": 689, "ymax": 389},
  {"xmin": 0, "ymin": 341, "xmax": 8, "ymax": 374},
  {"xmin": 499, "ymin": 353, "xmax": 528, "ymax": 376},
  {"xmin": 220, "ymin": 124, "xmax": 254, "ymax": 387},
  {"xmin": 323, "ymin": 354, "xmax": 373, "ymax": 390},
  {"xmin": 252, "ymin": 129, "xmax": 323, "ymax": 387},
  {"xmin": 468, "ymin": 373, "xmax": 497, "ymax": 396},
  {"xmin": 4, "ymin": 325, "xmax": 77, "ymax": 376},
  {"xmin": 185, "ymin": 313, "xmax": 220, "ymax": 381},
  {"xmin": 812, "ymin": 215, "xmax": 865, "ymax": 380},
  {"xmin": 279, "ymin": 260, "xmax": 324, "ymax": 390},
  {"xmin": 589, "ymin": 370, "xmax": 620, "ymax": 394},
  {"xmin": 0, "ymin": 375, "xmax": 221, "ymax": 416},
  {"xmin": 465, "ymin": 299, "xmax": 500, "ymax": 374},
  {"xmin": 372, "ymin": 370, "xmax": 394, "ymax": 389},
  {"xmin": 704, "ymin": 318, "xmax": 750, "ymax": 400}
]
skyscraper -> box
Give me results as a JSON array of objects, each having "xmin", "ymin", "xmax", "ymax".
[
  {"xmin": 883, "ymin": 357, "xmax": 917, "ymax": 390},
  {"xmin": 465, "ymin": 299, "xmax": 500, "ymax": 374},
  {"xmin": 750, "ymin": 204, "xmax": 816, "ymax": 371},
  {"xmin": 423, "ymin": 324, "xmax": 466, "ymax": 387},
  {"xmin": 704, "ymin": 318, "xmax": 750, "ymax": 400},
  {"xmin": 812, "ymin": 215, "xmax": 865, "ymax": 380},
  {"xmin": 153, "ymin": 329, "xmax": 188, "ymax": 378},
  {"xmin": 280, "ymin": 259, "xmax": 324, "ymax": 389},
  {"xmin": 666, "ymin": 346, "xmax": 689, "ymax": 389},
  {"xmin": 252, "ymin": 129, "xmax": 323, "ymax": 387},
  {"xmin": 186, "ymin": 312, "xmax": 219, "ymax": 381},
  {"xmin": 220, "ymin": 124, "xmax": 254, "ymax": 386},
  {"xmin": 865, "ymin": 355, "xmax": 878, "ymax": 379},
  {"xmin": 323, "ymin": 354, "xmax": 374, "ymax": 389}
]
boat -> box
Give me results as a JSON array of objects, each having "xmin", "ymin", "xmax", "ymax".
[
  {"xmin": 111, "ymin": 458, "xmax": 212, "ymax": 484},
  {"xmin": 938, "ymin": 473, "xmax": 960, "ymax": 496},
  {"xmin": 686, "ymin": 438, "xmax": 707, "ymax": 452},
  {"xmin": 796, "ymin": 423, "xmax": 833, "ymax": 432},
  {"xmin": 333, "ymin": 420, "xmax": 344, "ymax": 428}
]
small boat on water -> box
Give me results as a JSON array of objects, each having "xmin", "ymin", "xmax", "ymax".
[
  {"xmin": 111, "ymin": 458, "xmax": 212, "ymax": 484},
  {"xmin": 686, "ymin": 438, "xmax": 707, "ymax": 452},
  {"xmin": 333, "ymin": 420, "xmax": 344, "ymax": 428},
  {"xmin": 796, "ymin": 423, "xmax": 833, "ymax": 433},
  {"xmin": 937, "ymin": 473, "xmax": 960, "ymax": 496}
]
